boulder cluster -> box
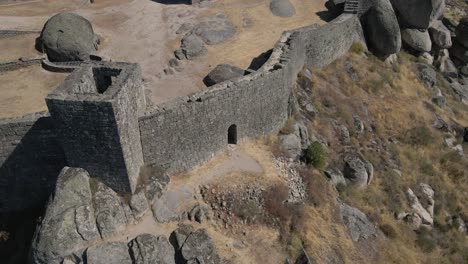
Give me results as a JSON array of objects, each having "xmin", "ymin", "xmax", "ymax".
[
  {"xmin": 357, "ymin": 0, "xmax": 468, "ymax": 105},
  {"xmin": 30, "ymin": 167, "xmax": 221, "ymax": 264}
]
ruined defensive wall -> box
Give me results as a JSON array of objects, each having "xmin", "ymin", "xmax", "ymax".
[{"xmin": 0, "ymin": 14, "xmax": 365, "ymax": 213}]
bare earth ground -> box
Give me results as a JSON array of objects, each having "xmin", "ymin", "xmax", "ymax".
[
  {"xmin": 0, "ymin": 65, "xmax": 67, "ymax": 118},
  {"xmin": 81, "ymin": 141, "xmax": 287, "ymax": 263},
  {"xmin": 0, "ymin": 0, "xmax": 326, "ymax": 116}
]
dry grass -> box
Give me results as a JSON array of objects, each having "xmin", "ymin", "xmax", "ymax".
[{"xmin": 306, "ymin": 50, "xmax": 468, "ymax": 263}]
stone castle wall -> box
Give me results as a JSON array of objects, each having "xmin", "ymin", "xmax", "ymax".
[
  {"xmin": 139, "ymin": 15, "xmax": 365, "ymax": 172},
  {"xmin": 0, "ymin": 113, "xmax": 66, "ymax": 212},
  {"xmin": 0, "ymin": 15, "xmax": 365, "ymax": 212},
  {"xmin": 46, "ymin": 64, "xmax": 145, "ymax": 193}
]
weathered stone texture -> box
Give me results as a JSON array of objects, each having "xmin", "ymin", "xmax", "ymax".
[
  {"xmin": 302, "ymin": 15, "xmax": 366, "ymax": 67},
  {"xmin": 140, "ymin": 29, "xmax": 305, "ymax": 172},
  {"xmin": 46, "ymin": 63, "xmax": 145, "ymax": 193},
  {"xmin": 0, "ymin": 113, "xmax": 66, "ymax": 212}
]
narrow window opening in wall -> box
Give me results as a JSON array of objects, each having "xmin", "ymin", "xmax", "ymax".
[
  {"xmin": 92, "ymin": 68, "xmax": 121, "ymax": 94},
  {"xmin": 228, "ymin": 124, "xmax": 237, "ymax": 144}
]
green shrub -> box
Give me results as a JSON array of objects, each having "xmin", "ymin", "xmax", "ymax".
[
  {"xmin": 304, "ymin": 142, "xmax": 327, "ymax": 169},
  {"xmin": 350, "ymin": 42, "xmax": 365, "ymax": 54}
]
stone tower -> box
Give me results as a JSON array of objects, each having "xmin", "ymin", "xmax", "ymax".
[{"xmin": 46, "ymin": 63, "xmax": 145, "ymax": 193}]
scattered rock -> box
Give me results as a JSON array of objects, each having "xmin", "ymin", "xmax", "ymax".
[
  {"xmin": 203, "ymin": 64, "xmax": 244, "ymax": 86},
  {"xmin": 180, "ymin": 33, "xmax": 208, "ymax": 60},
  {"xmin": 340, "ymin": 203, "xmax": 378, "ymax": 242},
  {"xmin": 176, "ymin": 23, "xmax": 192, "ymax": 35},
  {"xmin": 38, "ymin": 13, "xmax": 99, "ymax": 62},
  {"xmin": 193, "ymin": 13, "xmax": 236, "ymax": 45},
  {"xmin": 401, "ymin": 28, "xmax": 432, "ymax": 52},
  {"xmin": 403, "ymin": 183, "xmax": 435, "ymax": 228},
  {"xmin": 353, "ymin": 115, "xmax": 365, "ymax": 134},
  {"xmin": 415, "ymin": 63, "xmax": 437, "ymax": 88},
  {"xmin": 434, "ymin": 49, "xmax": 458, "ymax": 78},
  {"xmin": 279, "ymin": 122, "xmax": 310, "ymax": 159},
  {"xmin": 86, "ymin": 242, "xmax": 132, "ymax": 264},
  {"xmin": 335, "ymin": 124, "xmax": 351, "ymax": 145},
  {"xmin": 419, "ymin": 52, "xmax": 434, "ymax": 65},
  {"xmin": 343, "ymin": 153, "xmax": 374, "ymax": 188},
  {"xmin": 180, "ymin": 229, "xmax": 221, "ymax": 264},
  {"xmin": 189, "ymin": 203, "xmax": 213, "ymax": 223},
  {"xmin": 269, "ymin": 0, "xmax": 296, "ymax": 17},
  {"xmin": 130, "ymin": 190, "xmax": 149, "ymax": 220},
  {"xmin": 362, "ymin": 0, "xmax": 401, "ymax": 57},
  {"xmin": 432, "ymin": 95, "xmax": 446, "ymax": 108},
  {"xmin": 324, "ymin": 167, "xmax": 347, "ymax": 188},
  {"xmin": 130, "ymin": 234, "xmax": 175, "ymax": 264},
  {"xmin": 169, "ymin": 58, "xmax": 180, "ymax": 68},
  {"xmin": 455, "ymin": 17, "xmax": 468, "ymax": 48},
  {"xmin": 429, "ymin": 20, "xmax": 452, "ymax": 48}
]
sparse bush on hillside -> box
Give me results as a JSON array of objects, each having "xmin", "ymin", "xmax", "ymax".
[
  {"xmin": 415, "ymin": 228, "xmax": 437, "ymax": 253},
  {"xmin": 380, "ymin": 223, "xmax": 397, "ymax": 239},
  {"xmin": 304, "ymin": 142, "xmax": 327, "ymax": 169},
  {"xmin": 403, "ymin": 126, "xmax": 434, "ymax": 146}
]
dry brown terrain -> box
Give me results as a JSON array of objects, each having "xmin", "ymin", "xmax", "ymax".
[
  {"xmin": 0, "ymin": 65, "xmax": 67, "ymax": 118},
  {"xmin": 0, "ymin": 0, "xmax": 327, "ymax": 116}
]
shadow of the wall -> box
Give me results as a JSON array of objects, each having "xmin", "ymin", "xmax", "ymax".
[
  {"xmin": 0, "ymin": 116, "xmax": 66, "ymax": 213},
  {"xmin": 151, "ymin": 0, "xmax": 191, "ymax": 5}
]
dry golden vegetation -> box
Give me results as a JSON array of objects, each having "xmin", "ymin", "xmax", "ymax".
[{"xmin": 300, "ymin": 48, "xmax": 468, "ymax": 263}]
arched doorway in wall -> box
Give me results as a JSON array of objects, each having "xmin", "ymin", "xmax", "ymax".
[{"xmin": 228, "ymin": 124, "xmax": 237, "ymax": 144}]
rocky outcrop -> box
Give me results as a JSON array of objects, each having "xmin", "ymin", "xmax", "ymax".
[
  {"xmin": 86, "ymin": 242, "xmax": 132, "ymax": 264},
  {"xmin": 38, "ymin": 13, "xmax": 98, "ymax": 62},
  {"xmin": 129, "ymin": 234, "xmax": 175, "ymax": 264},
  {"xmin": 342, "ymin": 153, "xmax": 374, "ymax": 188},
  {"xmin": 270, "ymin": 0, "xmax": 296, "ymax": 17},
  {"xmin": 429, "ymin": 20, "xmax": 452, "ymax": 48},
  {"xmin": 193, "ymin": 13, "xmax": 236, "ymax": 45},
  {"xmin": 30, "ymin": 167, "xmax": 99, "ymax": 264},
  {"xmin": 434, "ymin": 49, "xmax": 458, "ymax": 78},
  {"xmin": 415, "ymin": 63, "xmax": 437, "ymax": 88},
  {"xmin": 390, "ymin": 0, "xmax": 433, "ymax": 28},
  {"xmin": 279, "ymin": 121, "xmax": 310, "ymax": 159},
  {"xmin": 177, "ymin": 33, "xmax": 208, "ymax": 60},
  {"xmin": 401, "ymin": 29, "xmax": 432, "ymax": 52},
  {"xmin": 362, "ymin": 0, "xmax": 401, "ymax": 57},
  {"xmin": 203, "ymin": 64, "xmax": 245, "ymax": 86},
  {"xmin": 180, "ymin": 229, "xmax": 221, "ymax": 264},
  {"xmin": 399, "ymin": 183, "xmax": 435, "ymax": 229},
  {"xmin": 451, "ymin": 41, "xmax": 468, "ymax": 63},
  {"xmin": 340, "ymin": 203, "xmax": 379, "ymax": 242},
  {"xmin": 455, "ymin": 17, "xmax": 468, "ymax": 48},
  {"xmin": 94, "ymin": 182, "xmax": 133, "ymax": 238}
]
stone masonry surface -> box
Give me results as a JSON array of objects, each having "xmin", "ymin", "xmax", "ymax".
[
  {"xmin": 0, "ymin": 112, "xmax": 66, "ymax": 212},
  {"xmin": 0, "ymin": 14, "xmax": 365, "ymax": 212},
  {"xmin": 46, "ymin": 63, "xmax": 145, "ymax": 194}
]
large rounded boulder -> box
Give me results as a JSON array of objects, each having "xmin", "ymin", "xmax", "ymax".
[
  {"xmin": 390, "ymin": 0, "xmax": 443, "ymax": 29},
  {"xmin": 203, "ymin": 64, "xmax": 245, "ymax": 86},
  {"xmin": 401, "ymin": 29, "xmax": 432, "ymax": 52},
  {"xmin": 270, "ymin": 0, "xmax": 296, "ymax": 17},
  {"xmin": 362, "ymin": 0, "xmax": 401, "ymax": 57},
  {"xmin": 38, "ymin": 13, "xmax": 99, "ymax": 62},
  {"xmin": 456, "ymin": 17, "xmax": 468, "ymax": 48}
]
